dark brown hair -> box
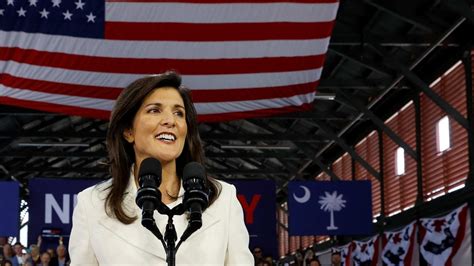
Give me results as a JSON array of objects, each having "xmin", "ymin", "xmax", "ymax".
[{"xmin": 105, "ymin": 71, "xmax": 221, "ymax": 224}]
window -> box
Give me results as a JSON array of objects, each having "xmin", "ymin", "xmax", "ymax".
[
  {"xmin": 437, "ymin": 116, "xmax": 450, "ymax": 152},
  {"xmin": 396, "ymin": 147, "xmax": 405, "ymax": 176}
]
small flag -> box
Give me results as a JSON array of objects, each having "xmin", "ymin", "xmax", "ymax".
[
  {"xmin": 352, "ymin": 235, "xmax": 380, "ymax": 266},
  {"xmin": 419, "ymin": 204, "xmax": 471, "ymax": 266},
  {"xmin": 381, "ymin": 222, "xmax": 418, "ymax": 266},
  {"xmin": 288, "ymin": 181, "xmax": 372, "ymax": 235}
]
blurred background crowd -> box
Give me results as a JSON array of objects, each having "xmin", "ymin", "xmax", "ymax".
[{"xmin": 0, "ymin": 236, "xmax": 69, "ymax": 266}]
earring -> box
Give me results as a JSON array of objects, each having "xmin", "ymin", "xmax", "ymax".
[{"xmin": 124, "ymin": 132, "xmax": 134, "ymax": 143}]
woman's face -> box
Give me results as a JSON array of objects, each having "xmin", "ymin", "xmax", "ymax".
[
  {"xmin": 40, "ymin": 253, "xmax": 51, "ymax": 264},
  {"xmin": 124, "ymin": 87, "xmax": 188, "ymax": 167},
  {"xmin": 30, "ymin": 245, "xmax": 39, "ymax": 257}
]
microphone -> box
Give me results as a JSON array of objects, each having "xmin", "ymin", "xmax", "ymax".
[
  {"xmin": 181, "ymin": 162, "xmax": 209, "ymax": 241},
  {"xmin": 135, "ymin": 157, "xmax": 162, "ymax": 228}
]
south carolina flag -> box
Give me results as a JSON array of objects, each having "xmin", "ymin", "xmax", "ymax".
[
  {"xmin": 419, "ymin": 204, "xmax": 471, "ymax": 266},
  {"xmin": 382, "ymin": 222, "xmax": 418, "ymax": 266},
  {"xmin": 288, "ymin": 181, "xmax": 372, "ymax": 235}
]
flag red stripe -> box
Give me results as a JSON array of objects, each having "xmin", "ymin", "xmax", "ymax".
[
  {"xmin": 1, "ymin": 74, "xmax": 122, "ymax": 99},
  {"xmin": 106, "ymin": 0, "xmax": 338, "ymax": 3},
  {"xmin": 2, "ymin": 74, "xmax": 316, "ymax": 102},
  {"xmin": 371, "ymin": 237, "xmax": 379, "ymax": 266},
  {"xmin": 105, "ymin": 22, "xmax": 335, "ymax": 41},
  {"xmin": 0, "ymin": 47, "xmax": 325, "ymax": 75},
  {"xmin": 419, "ymin": 222, "xmax": 427, "ymax": 244},
  {"xmin": 0, "ymin": 97, "xmax": 111, "ymax": 120},
  {"xmin": 0, "ymin": 96, "xmax": 313, "ymax": 122},
  {"xmin": 446, "ymin": 205, "xmax": 468, "ymax": 266},
  {"xmin": 192, "ymin": 81, "xmax": 318, "ymax": 102},
  {"xmin": 404, "ymin": 224, "xmax": 416, "ymax": 265},
  {"xmin": 197, "ymin": 102, "xmax": 313, "ymax": 122}
]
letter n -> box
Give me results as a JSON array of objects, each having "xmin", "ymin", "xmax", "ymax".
[{"xmin": 45, "ymin": 194, "xmax": 70, "ymax": 224}]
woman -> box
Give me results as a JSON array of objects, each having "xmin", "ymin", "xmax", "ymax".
[
  {"xmin": 29, "ymin": 245, "xmax": 40, "ymax": 266},
  {"xmin": 69, "ymin": 71, "xmax": 253, "ymax": 265},
  {"xmin": 37, "ymin": 252, "xmax": 51, "ymax": 266}
]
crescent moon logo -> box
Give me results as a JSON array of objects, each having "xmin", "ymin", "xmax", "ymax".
[{"xmin": 293, "ymin": 185, "xmax": 311, "ymax": 203}]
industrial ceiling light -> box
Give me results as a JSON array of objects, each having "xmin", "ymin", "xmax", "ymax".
[
  {"xmin": 220, "ymin": 145, "xmax": 291, "ymax": 150},
  {"xmin": 17, "ymin": 143, "xmax": 90, "ymax": 147},
  {"xmin": 314, "ymin": 93, "xmax": 336, "ymax": 100}
]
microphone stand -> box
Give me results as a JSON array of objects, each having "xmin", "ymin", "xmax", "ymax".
[
  {"xmin": 141, "ymin": 202, "xmax": 188, "ymax": 266},
  {"xmin": 161, "ymin": 203, "xmax": 185, "ymax": 266}
]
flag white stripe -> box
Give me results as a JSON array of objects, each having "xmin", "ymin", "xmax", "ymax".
[
  {"xmin": 0, "ymin": 85, "xmax": 115, "ymax": 111},
  {"xmin": 195, "ymin": 92, "xmax": 314, "ymax": 114},
  {"xmin": 0, "ymin": 60, "xmax": 322, "ymax": 89},
  {"xmin": 0, "ymin": 31, "xmax": 331, "ymax": 59},
  {"xmin": 106, "ymin": 2, "xmax": 339, "ymax": 23},
  {"xmin": 0, "ymin": 84, "xmax": 314, "ymax": 114}
]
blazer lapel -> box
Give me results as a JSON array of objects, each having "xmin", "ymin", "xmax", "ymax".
[
  {"xmin": 97, "ymin": 173, "xmax": 221, "ymax": 259},
  {"xmin": 180, "ymin": 200, "xmax": 221, "ymax": 242},
  {"xmin": 98, "ymin": 175, "xmax": 167, "ymax": 260}
]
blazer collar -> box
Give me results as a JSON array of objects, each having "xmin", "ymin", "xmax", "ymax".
[
  {"xmin": 98, "ymin": 171, "xmax": 220, "ymax": 260},
  {"xmin": 98, "ymin": 173, "xmax": 166, "ymax": 260}
]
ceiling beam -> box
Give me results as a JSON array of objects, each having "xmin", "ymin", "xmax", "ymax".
[
  {"xmin": 329, "ymin": 48, "xmax": 395, "ymax": 77},
  {"xmin": 248, "ymin": 112, "xmax": 362, "ymax": 121},
  {"xmin": 441, "ymin": 0, "xmax": 474, "ymax": 25},
  {"xmin": 282, "ymin": 17, "xmax": 468, "ymax": 198},
  {"xmin": 293, "ymin": 142, "xmax": 341, "ymax": 181},
  {"xmin": 10, "ymin": 167, "xmax": 107, "ymax": 173},
  {"xmin": 375, "ymin": 44, "xmax": 469, "ymax": 130},
  {"xmin": 314, "ymin": 121, "xmax": 380, "ymax": 181},
  {"xmin": 336, "ymin": 90, "xmax": 417, "ymax": 160},
  {"xmin": 319, "ymin": 78, "xmax": 407, "ymax": 90},
  {"xmin": 0, "ymin": 151, "xmax": 107, "ymax": 158},
  {"xmin": 7, "ymin": 166, "xmax": 288, "ymax": 176},
  {"xmin": 201, "ymin": 133, "xmax": 329, "ymax": 142},
  {"xmin": 205, "ymin": 151, "xmax": 306, "ymax": 159},
  {"xmin": 364, "ymin": 0, "xmax": 437, "ymax": 32},
  {"xmin": 207, "ymin": 168, "xmax": 288, "ymax": 175},
  {"xmin": 330, "ymin": 34, "xmax": 460, "ymax": 47},
  {"xmin": 0, "ymin": 131, "xmax": 106, "ymax": 139}
]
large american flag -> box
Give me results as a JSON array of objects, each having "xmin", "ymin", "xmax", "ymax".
[{"xmin": 0, "ymin": 0, "xmax": 339, "ymax": 122}]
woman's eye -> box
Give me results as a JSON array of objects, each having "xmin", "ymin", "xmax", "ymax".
[
  {"xmin": 174, "ymin": 111, "xmax": 185, "ymax": 117},
  {"xmin": 147, "ymin": 108, "xmax": 160, "ymax": 113}
]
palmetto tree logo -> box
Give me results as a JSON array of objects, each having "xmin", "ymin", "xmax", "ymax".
[{"xmin": 318, "ymin": 191, "xmax": 346, "ymax": 230}]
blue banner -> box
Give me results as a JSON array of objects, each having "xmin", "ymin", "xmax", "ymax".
[
  {"xmin": 0, "ymin": 181, "xmax": 20, "ymax": 237},
  {"xmin": 228, "ymin": 179, "xmax": 278, "ymax": 259},
  {"xmin": 28, "ymin": 178, "xmax": 101, "ymax": 247},
  {"xmin": 27, "ymin": 178, "xmax": 277, "ymax": 257},
  {"xmin": 288, "ymin": 181, "xmax": 372, "ymax": 236}
]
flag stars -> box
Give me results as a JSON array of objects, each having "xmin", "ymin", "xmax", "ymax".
[
  {"xmin": 62, "ymin": 9, "xmax": 72, "ymax": 20},
  {"xmin": 39, "ymin": 8, "xmax": 49, "ymax": 18},
  {"xmin": 7, "ymin": 0, "xmax": 14, "ymax": 6},
  {"xmin": 51, "ymin": 0, "xmax": 61, "ymax": 7},
  {"xmin": 74, "ymin": 0, "xmax": 85, "ymax": 10},
  {"xmin": 86, "ymin": 12, "xmax": 96, "ymax": 23},
  {"xmin": 17, "ymin": 7, "xmax": 26, "ymax": 16},
  {"xmin": 28, "ymin": 0, "xmax": 37, "ymax": 6}
]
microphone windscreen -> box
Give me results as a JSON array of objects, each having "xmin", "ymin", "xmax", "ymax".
[
  {"xmin": 138, "ymin": 157, "xmax": 162, "ymax": 179},
  {"xmin": 183, "ymin": 162, "xmax": 206, "ymax": 181}
]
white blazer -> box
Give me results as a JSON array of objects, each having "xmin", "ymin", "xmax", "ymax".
[{"xmin": 69, "ymin": 175, "xmax": 254, "ymax": 265}]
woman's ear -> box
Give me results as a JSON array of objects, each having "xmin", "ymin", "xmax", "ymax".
[{"xmin": 123, "ymin": 129, "xmax": 134, "ymax": 143}]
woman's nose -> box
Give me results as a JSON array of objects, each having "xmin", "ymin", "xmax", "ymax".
[{"xmin": 159, "ymin": 111, "xmax": 176, "ymax": 127}]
